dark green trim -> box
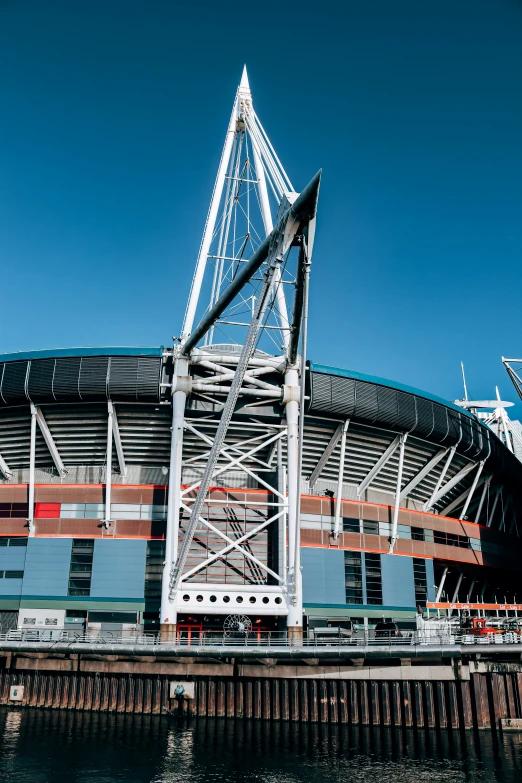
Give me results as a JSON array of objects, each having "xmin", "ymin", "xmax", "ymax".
[
  {"xmin": 20, "ymin": 595, "xmax": 144, "ymax": 603},
  {"xmin": 304, "ymin": 602, "xmax": 417, "ymax": 612}
]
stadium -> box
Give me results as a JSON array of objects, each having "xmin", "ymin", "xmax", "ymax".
[{"xmin": 0, "ymin": 70, "xmax": 521, "ymax": 641}]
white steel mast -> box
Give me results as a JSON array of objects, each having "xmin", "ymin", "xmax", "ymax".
[{"xmin": 160, "ymin": 68, "xmax": 321, "ymax": 642}]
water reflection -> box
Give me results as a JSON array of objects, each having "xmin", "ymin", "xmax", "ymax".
[{"xmin": 0, "ymin": 708, "xmax": 521, "ymax": 783}]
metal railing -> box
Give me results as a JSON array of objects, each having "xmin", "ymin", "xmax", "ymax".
[{"xmin": 2, "ymin": 628, "xmax": 522, "ymax": 647}]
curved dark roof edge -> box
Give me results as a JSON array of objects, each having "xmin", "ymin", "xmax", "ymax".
[
  {"xmin": 0, "ymin": 346, "xmax": 164, "ymax": 362},
  {"xmin": 309, "ymin": 361, "xmax": 474, "ymax": 420}
]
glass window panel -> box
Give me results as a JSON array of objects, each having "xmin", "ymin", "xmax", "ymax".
[
  {"xmin": 342, "ymin": 518, "xmax": 360, "ymax": 533},
  {"xmin": 112, "ymin": 505, "xmax": 140, "ymax": 512}
]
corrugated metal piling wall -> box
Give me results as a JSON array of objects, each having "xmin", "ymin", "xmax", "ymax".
[{"xmin": 1, "ymin": 669, "xmax": 521, "ymax": 731}]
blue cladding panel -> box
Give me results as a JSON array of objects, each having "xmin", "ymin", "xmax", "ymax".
[
  {"xmin": 302, "ymin": 548, "xmax": 345, "ymax": 605},
  {"xmin": 425, "ymin": 559, "xmax": 436, "ymax": 602},
  {"xmin": 90, "ymin": 539, "xmax": 146, "ymax": 599},
  {"xmin": 21, "ymin": 538, "xmax": 72, "ymax": 597},
  {"xmin": 0, "ymin": 548, "xmax": 27, "ymax": 569},
  {"xmin": 0, "ymin": 545, "xmax": 27, "ymax": 596},
  {"xmin": 0, "ymin": 578, "xmax": 23, "ymax": 595},
  {"xmin": 381, "ymin": 554, "xmax": 416, "ymax": 608}
]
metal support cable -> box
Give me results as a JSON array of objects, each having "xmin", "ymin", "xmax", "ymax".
[{"xmin": 294, "ymin": 237, "xmax": 311, "ymax": 564}]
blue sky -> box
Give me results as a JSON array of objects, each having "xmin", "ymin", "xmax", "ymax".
[{"xmin": 1, "ymin": 0, "xmax": 521, "ymax": 409}]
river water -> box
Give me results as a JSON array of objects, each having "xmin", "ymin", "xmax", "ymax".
[{"xmin": 1, "ymin": 709, "xmax": 521, "ymax": 783}]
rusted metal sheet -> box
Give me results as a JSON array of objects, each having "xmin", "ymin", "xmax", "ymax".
[
  {"xmin": 460, "ymin": 681, "xmax": 473, "ymax": 729},
  {"xmin": 329, "ymin": 680, "xmax": 338, "ymax": 724},
  {"xmin": 309, "ymin": 680, "xmax": 318, "ymax": 723},
  {"xmin": 412, "ymin": 682, "xmax": 424, "ymax": 728},
  {"xmin": 402, "ymin": 682, "xmax": 412, "ymax": 727}
]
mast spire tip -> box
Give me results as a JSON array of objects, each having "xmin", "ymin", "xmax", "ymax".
[{"xmin": 240, "ymin": 65, "xmax": 250, "ymax": 90}]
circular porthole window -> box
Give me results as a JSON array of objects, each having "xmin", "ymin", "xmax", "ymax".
[
  {"xmin": 249, "ymin": 596, "xmax": 256, "ymax": 603},
  {"xmin": 182, "ymin": 594, "xmax": 190, "ymax": 602},
  {"xmin": 223, "ymin": 596, "xmax": 230, "ymax": 603},
  {"xmin": 196, "ymin": 595, "xmax": 203, "ymax": 603},
  {"xmin": 262, "ymin": 597, "xmax": 269, "ymax": 604},
  {"xmin": 210, "ymin": 595, "xmax": 217, "ymax": 603},
  {"xmin": 275, "ymin": 597, "xmax": 282, "ymax": 604},
  {"xmin": 236, "ymin": 596, "xmax": 243, "ymax": 603}
]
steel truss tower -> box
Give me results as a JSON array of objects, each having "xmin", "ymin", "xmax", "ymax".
[{"xmin": 160, "ymin": 68, "xmax": 321, "ymax": 641}]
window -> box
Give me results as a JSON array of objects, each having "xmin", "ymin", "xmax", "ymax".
[
  {"xmin": 66, "ymin": 610, "xmax": 87, "ymax": 619},
  {"xmin": 413, "ymin": 558, "xmax": 428, "ymax": 606},
  {"xmin": 344, "ymin": 551, "xmax": 363, "ymax": 604},
  {"xmin": 433, "ymin": 531, "xmax": 470, "ymax": 549},
  {"xmin": 365, "ymin": 553, "xmax": 383, "ymax": 605},
  {"xmin": 411, "ymin": 527, "xmax": 425, "ymax": 541},
  {"xmin": 3, "ymin": 571, "xmax": 23, "ymax": 579},
  {"xmin": 397, "ymin": 524, "xmax": 410, "ymax": 539},
  {"xmin": 61, "ymin": 503, "xmax": 167, "ymax": 521},
  {"xmin": 61, "ymin": 504, "xmax": 105, "ymax": 519},
  {"xmin": 68, "ymin": 540, "xmax": 94, "ymax": 596},
  {"xmin": 342, "ymin": 518, "xmax": 360, "ymax": 533},
  {"xmin": 0, "ymin": 504, "xmax": 29, "ymax": 519},
  {"xmin": 145, "ymin": 540, "xmax": 165, "ymax": 598},
  {"xmin": 362, "ymin": 520, "xmax": 378, "ymax": 535},
  {"xmin": 0, "ymin": 537, "xmax": 27, "ymax": 547}
]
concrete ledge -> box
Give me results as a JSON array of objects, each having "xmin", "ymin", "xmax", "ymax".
[{"xmin": 500, "ymin": 718, "xmax": 522, "ymax": 731}]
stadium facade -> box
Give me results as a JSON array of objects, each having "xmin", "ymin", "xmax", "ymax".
[
  {"xmin": 1, "ymin": 69, "xmax": 521, "ymax": 640},
  {"xmin": 0, "ymin": 346, "xmax": 520, "ymax": 638}
]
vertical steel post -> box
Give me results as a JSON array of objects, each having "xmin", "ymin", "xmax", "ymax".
[
  {"xmin": 475, "ymin": 475, "xmax": 491, "ymax": 524},
  {"xmin": 333, "ymin": 419, "xmax": 349, "ymax": 540},
  {"xmin": 105, "ymin": 401, "xmax": 113, "ymax": 528},
  {"xmin": 285, "ymin": 366, "xmax": 302, "ymax": 640},
  {"xmin": 435, "ymin": 566, "xmax": 448, "ymax": 602},
  {"xmin": 160, "ymin": 356, "xmax": 189, "ymax": 640},
  {"xmin": 277, "ymin": 437, "xmax": 287, "ymax": 585},
  {"xmin": 28, "ymin": 404, "xmax": 37, "ymax": 536},
  {"xmin": 389, "ymin": 433, "xmax": 407, "ymax": 553},
  {"xmin": 449, "ymin": 571, "xmax": 464, "ymax": 616},
  {"xmin": 459, "ymin": 461, "xmax": 484, "ymax": 520}
]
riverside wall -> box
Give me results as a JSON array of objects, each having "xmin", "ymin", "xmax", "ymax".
[{"xmin": 1, "ymin": 651, "xmax": 521, "ymax": 731}]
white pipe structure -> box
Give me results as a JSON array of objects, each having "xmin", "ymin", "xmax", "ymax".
[
  {"xmin": 160, "ymin": 70, "xmax": 320, "ymax": 643},
  {"xmin": 285, "ymin": 366, "xmax": 302, "ymax": 639},
  {"xmin": 181, "ymin": 67, "xmax": 294, "ymax": 350},
  {"xmin": 0, "ymin": 453, "xmax": 12, "ymax": 481},
  {"xmin": 475, "ymin": 475, "xmax": 492, "ymax": 523},
  {"xmin": 104, "ymin": 402, "xmax": 113, "ymax": 529},
  {"xmin": 181, "ymin": 96, "xmax": 238, "ymax": 342},
  {"xmin": 487, "ymin": 487, "xmax": 502, "ymax": 527},
  {"xmin": 357, "ymin": 435, "xmax": 401, "ymax": 497},
  {"xmin": 250, "ymin": 113, "xmax": 291, "ymax": 353},
  {"xmin": 160, "ymin": 356, "xmax": 189, "ymax": 640},
  {"xmin": 388, "ymin": 433, "xmax": 408, "ymax": 554},
  {"xmin": 333, "ymin": 419, "xmax": 350, "ymax": 540},
  {"xmin": 449, "ymin": 571, "xmax": 464, "ymax": 617},
  {"xmin": 110, "ymin": 402, "xmax": 127, "ymax": 479},
  {"xmin": 435, "ymin": 566, "xmax": 449, "ymax": 602},
  {"xmin": 451, "ymin": 572, "xmax": 464, "ymax": 603},
  {"xmin": 458, "ymin": 460, "xmax": 485, "ymax": 520},
  {"xmin": 28, "ymin": 404, "xmax": 37, "ymax": 536},
  {"xmin": 423, "ymin": 445, "xmax": 456, "ymax": 511}
]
